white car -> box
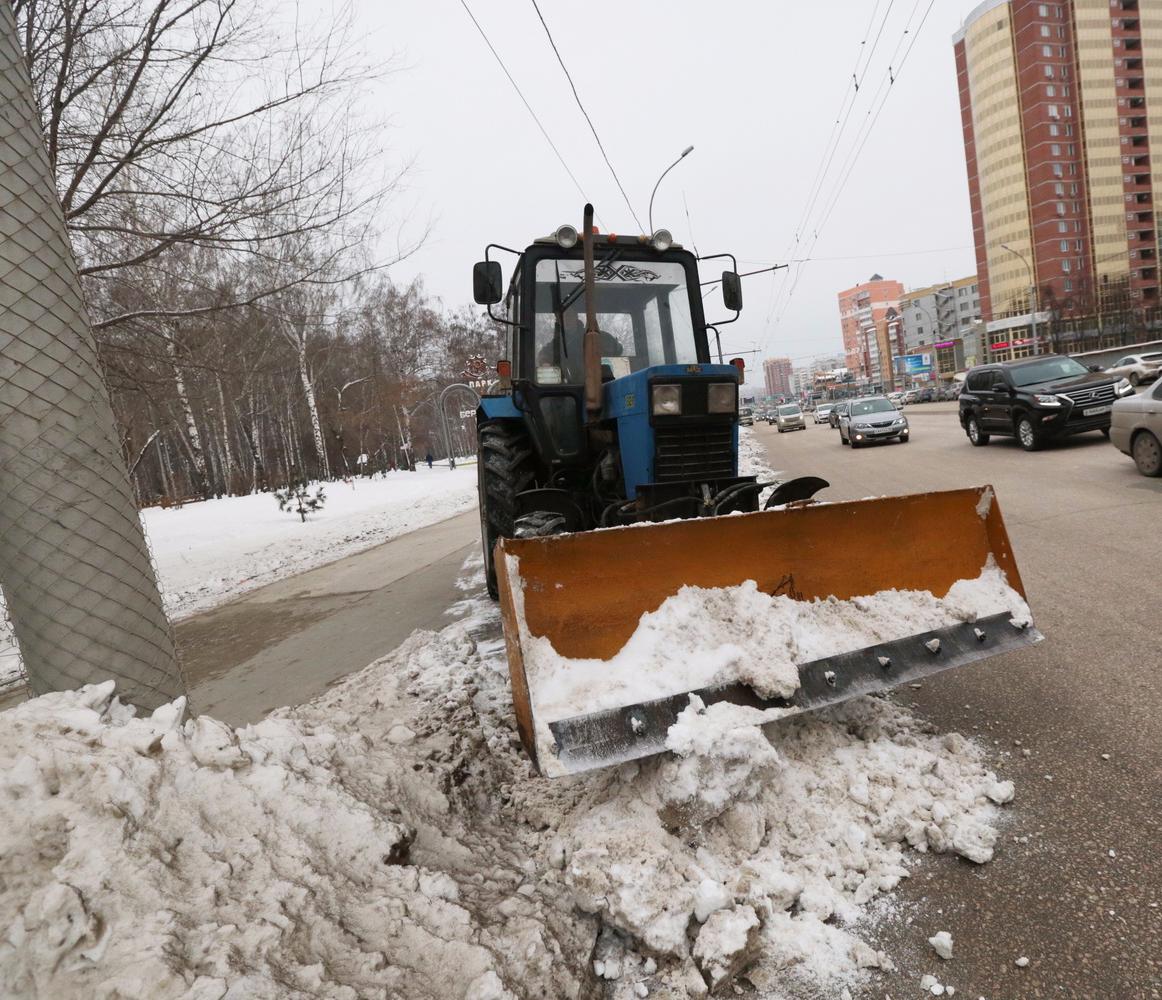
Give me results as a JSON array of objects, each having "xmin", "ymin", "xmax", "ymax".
[
  {"xmin": 775, "ymin": 404, "xmax": 806, "ymax": 432},
  {"xmin": 1103, "ymin": 352, "xmax": 1162, "ymax": 387},
  {"xmin": 813, "ymin": 404, "xmax": 833, "ymax": 424}
]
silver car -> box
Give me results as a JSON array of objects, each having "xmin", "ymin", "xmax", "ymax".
[
  {"xmin": 839, "ymin": 396, "xmax": 910, "ymax": 447},
  {"xmin": 814, "ymin": 404, "xmax": 833, "ymax": 424},
  {"xmin": 1110, "ymin": 377, "xmax": 1162, "ymax": 476},
  {"xmin": 775, "ymin": 403, "xmax": 806, "ymax": 432},
  {"xmin": 1104, "ymin": 352, "xmax": 1162, "ymax": 387}
]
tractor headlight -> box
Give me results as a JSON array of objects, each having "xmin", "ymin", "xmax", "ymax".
[
  {"xmin": 555, "ymin": 224, "xmax": 579, "ymax": 249},
  {"xmin": 651, "ymin": 228, "xmax": 673, "ymax": 252},
  {"xmin": 707, "ymin": 382, "xmax": 737, "ymax": 413},
  {"xmin": 651, "ymin": 384, "xmax": 682, "ymax": 416}
]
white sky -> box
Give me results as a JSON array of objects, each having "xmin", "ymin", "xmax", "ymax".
[{"xmin": 345, "ymin": 0, "xmax": 978, "ymax": 388}]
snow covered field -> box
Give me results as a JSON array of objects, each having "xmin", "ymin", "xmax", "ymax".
[
  {"xmin": 0, "ymin": 556, "xmax": 1018, "ymax": 999},
  {"xmin": 0, "ymin": 466, "xmax": 478, "ymax": 692}
]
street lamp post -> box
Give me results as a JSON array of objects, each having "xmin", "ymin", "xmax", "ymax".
[
  {"xmin": 648, "ymin": 145, "xmax": 694, "ymax": 235},
  {"xmin": 1001, "ymin": 243, "xmax": 1039, "ymax": 356}
]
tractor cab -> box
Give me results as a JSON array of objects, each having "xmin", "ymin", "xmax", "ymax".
[{"xmin": 472, "ymin": 210, "xmax": 757, "ymax": 595}]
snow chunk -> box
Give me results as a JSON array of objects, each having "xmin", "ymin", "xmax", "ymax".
[
  {"xmin": 692, "ymin": 905, "xmax": 761, "ymax": 989},
  {"xmin": 929, "ymin": 930, "xmax": 954, "ymax": 960}
]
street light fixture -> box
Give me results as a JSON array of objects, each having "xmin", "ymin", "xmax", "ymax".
[
  {"xmin": 648, "ymin": 145, "xmax": 694, "ymax": 236},
  {"xmin": 1000, "ymin": 242, "xmax": 1039, "ymax": 356}
]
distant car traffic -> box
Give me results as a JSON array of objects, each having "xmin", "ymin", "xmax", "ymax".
[
  {"xmin": 775, "ymin": 403, "xmax": 806, "ymax": 433},
  {"xmin": 838, "ymin": 396, "xmax": 910, "ymax": 447},
  {"xmin": 829, "ymin": 401, "xmax": 850, "ymax": 428},
  {"xmin": 958, "ymin": 355, "xmax": 1133, "ymax": 451},
  {"xmin": 739, "ymin": 406, "xmax": 754, "ymax": 427},
  {"xmin": 814, "ymin": 404, "xmax": 834, "ymax": 424},
  {"xmin": 1103, "ymin": 352, "xmax": 1162, "ymax": 387},
  {"xmin": 1110, "ymin": 377, "xmax": 1162, "ymax": 476}
]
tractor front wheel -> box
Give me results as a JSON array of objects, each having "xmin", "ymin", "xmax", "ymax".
[{"xmin": 478, "ymin": 422, "xmax": 536, "ymax": 599}]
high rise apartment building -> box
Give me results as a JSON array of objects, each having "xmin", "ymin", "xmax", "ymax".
[
  {"xmin": 954, "ymin": 0, "xmax": 1161, "ymax": 359},
  {"xmin": 837, "ymin": 275, "xmax": 904, "ymax": 383},
  {"xmin": 763, "ymin": 356, "xmax": 793, "ymax": 398}
]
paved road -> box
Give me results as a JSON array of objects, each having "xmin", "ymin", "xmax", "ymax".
[
  {"xmin": 177, "ymin": 511, "xmax": 479, "ymax": 724},
  {"xmin": 754, "ymin": 403, "xmax": 1161, "ymax": 998}
]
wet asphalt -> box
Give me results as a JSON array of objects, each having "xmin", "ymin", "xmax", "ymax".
[{"xmin": 752, "ymin": 402, "xmax": 1161, "ymax": 999}]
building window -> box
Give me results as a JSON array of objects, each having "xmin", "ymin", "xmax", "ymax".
[
  {"xmin": 1064, "ymin": 278, "xmax": 1072, "ymax": 292},
  {"xmin": 1049, "ymin": 123, "xmax": 1059, "ymax": 136},
  {"xmin": 1075, "ymin": 239, "xmax": 1082, "ymax": 251},
  {"xmin": 1046, "ymin": 85, "xmax": 1056, "ymax": 97},
  {"xmin": 1041, "ymin": 24, "xmax": 1051, "ymax": 37},
  {"xmin": 1062, "ymin": 260, "xmax": 1071, "ymax": 272},
  {"xmin": 1044, "ymin": 65, "xmax": 1054, "ymax": 78},
  {"xmin": 1042, "ymin": 44, "xmax": 1052, "ymax": 56},
  {"xmin": 1057, "ymin": 201, "xmax": 1066, "ymax": 215},
  {"xmin": 1051, "ymin": 143, "xmax": 1061, "ymax": 155},
  {"xmin": 1048, "ymin": 104, "xmax": 1059, "ymax": 117},
  {"xmin": 1053, "ymin": 163, "xmax": 1064, "ymax": 177},
  {"xmin": 1055, "ymin": 183, "xmax": 1065, "ymax": 195},
  {"xmin": 1039, "ymin": 2, "xmax": 1048, "ymax": 13},
  {"xmin": 1060, "ymin": 239, "xmax": 1069, "ymax": 252}
]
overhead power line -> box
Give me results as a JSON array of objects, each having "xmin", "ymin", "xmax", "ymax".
[
  {"xmin": 457, "ymin": 0, "xmax": 592, "ymax": 209},
  {"xmin": 529, "ymin": 0, "xmax": 645, "ymax": 231}
]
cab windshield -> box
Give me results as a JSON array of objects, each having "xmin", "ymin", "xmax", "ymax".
[
  {"xmin": 778, "ymin": 404, "xmax": 800, "ymax": 415},
  {"xmin": 532, "ymin": 257, "xmax": 697, "ymax": 384}
]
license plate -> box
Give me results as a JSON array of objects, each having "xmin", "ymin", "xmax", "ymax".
[{"xmin": 1083, "ymin": 405, "xmax": 1111, "ymax": 416}]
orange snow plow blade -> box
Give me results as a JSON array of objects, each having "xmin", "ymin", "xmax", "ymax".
[{"xmin": 495, "ymin": 485, "xmax": 1041, "ymax": 776}]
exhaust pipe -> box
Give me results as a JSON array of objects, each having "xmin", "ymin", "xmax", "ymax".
[{"xmin": 581, "ymin": 203, "xmax": 601, "ymax": 418}]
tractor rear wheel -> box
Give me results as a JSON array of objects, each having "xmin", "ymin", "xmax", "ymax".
[{"xmin": 478, "ymin": 422, "xmax": 536, "ymax": 599}]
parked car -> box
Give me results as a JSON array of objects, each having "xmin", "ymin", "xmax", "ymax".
[
  {"xmin": 829, "ymin": 401, "xmax": 850, "ymax": 428},
  {"xmin": 958, "ymin": 355, "xmax": 1134, "ymax": 451},
  {"xmin": 838, "ymin": 396, "xmax": 910, "ymax": 447},
  {"xmin": 917, "ymin": 387, "xmax": 936, "ymax": 403},
  {"xmin": 887, "ymin": 392, "xmax": 905, "ymax": 407},
  {"xmin": 902, "ymin": 389, "xmax": 920, "ymax": 405},
  {"xmin": 1110, "ymin": 377, "xmax": 1162, "ymax": 476},
  {"xmin": 814, "ymin": 403, "xmax": 834, "ymax": 424},
  {"xmin": 1102, "ymin": 352, "xmax": 1162, "ymax": 387},
  {"xmin": 940, "ymin": 383, "xmax": 963, "ymax": 401},
  {"xmin": 739, "ymin": 406, "xmax": 754, "ymax": 427},
  {"xmin": 775, "ymin": 403, "xmax": 806, "ymax": 433}
]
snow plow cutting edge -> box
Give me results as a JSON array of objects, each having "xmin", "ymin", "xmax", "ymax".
[{"xmin": 495, "ymin": 485, "xmax": 1042, "ymax": 776}]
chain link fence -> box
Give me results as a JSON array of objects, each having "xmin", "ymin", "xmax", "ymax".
[{"xmin": 0, "ymin": 4, "xmax": 185, "ymax": 711}]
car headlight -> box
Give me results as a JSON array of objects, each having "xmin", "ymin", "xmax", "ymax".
[
  {"xmin": 1115, "ymin": 378, "xmax": 1134, "ymax": 397},
  {"xmin": 853, "ymin": 421, "xmax": 870, "ymax": 429},
  {"xmin": 1032, "ymin": 394, "xmax": 1062, "ymax": 406},
  {"xmin": 893, "ymin": 417, "xmax": 905, "ymax": 426},
  {"xmin": 651, "ymin": 384, "xmax": 682, "ymax": 416},
  {"xmin": 707, "ymin": 382, "xmax": 737, "ymax": 414}
]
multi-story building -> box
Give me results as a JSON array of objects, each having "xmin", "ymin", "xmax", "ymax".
[
  {"xmin": 836, "ymin": 275, "xmax": 905, "ymax": 385},
  {"xmin": 900, "ymin": 275, "xmax": 983, "ymax": 377},
  {"xmin": 954, "ymin": 0, "xmax": 1161, "ymax": 362},
  {"xmin": 763, "ymin": 356, "xmax": 793, "ymax": 398}
]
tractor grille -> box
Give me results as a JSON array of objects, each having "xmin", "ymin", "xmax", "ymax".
[
  {"xmin": 1060, "ymin": 383, "xmax": 1116, "ymax": 408},
  {"xmin": 653, "ymin": 423, "xmax": 735, "ymax": 483}
]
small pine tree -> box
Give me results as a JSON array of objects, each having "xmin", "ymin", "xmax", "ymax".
[{"xmin": 274, "ymin": 481, "xmax": 326, "ymax": 522}]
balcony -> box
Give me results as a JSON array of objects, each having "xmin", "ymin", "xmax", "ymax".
[
  {"xmin": 1135, "ymin": 192, "xmax": 1152, "ymax": 205},
  {"xmin": 1141, "ymin": 248, "xmax": 1156, "ymax": 261}
]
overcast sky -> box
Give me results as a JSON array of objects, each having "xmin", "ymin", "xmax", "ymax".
[{"xmin": 347, "ymin": 0, "xmax": 977, "ymax": 386}]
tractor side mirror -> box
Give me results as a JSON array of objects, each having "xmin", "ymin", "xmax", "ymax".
[
  {"xmin": 721, "ymin": 271, "xmax": 743, "ymax": 312},
  {"xmin": 473, "ymin": 261, "xmax": 503, "ymax": 305}
]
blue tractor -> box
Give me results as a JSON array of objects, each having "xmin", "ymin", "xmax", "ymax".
[{"xmin": 471, "ymin": 205, "xmax": 793, "ymax": 598}]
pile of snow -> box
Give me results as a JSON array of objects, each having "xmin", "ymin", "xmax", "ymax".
[
  {"xmin": 0, "ymin": 557, "xmax": 1018, "ymax": 999},
  {"xmin": 0, "ymin": 466, "xmax": 478, "ymax": 692},
  {"xmin": 518, "ymin": 560, "xmax": 1030, "ymax": 723}
]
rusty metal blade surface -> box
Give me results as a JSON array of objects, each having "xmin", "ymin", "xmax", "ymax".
[{"xmin": 495, "ymin": 486, "xmax": 1030, "ymax": 774}]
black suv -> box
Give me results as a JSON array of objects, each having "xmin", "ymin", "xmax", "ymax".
[{"xmin": 959, "ymin": 355, "xmax": 1134, "ymax": 451}]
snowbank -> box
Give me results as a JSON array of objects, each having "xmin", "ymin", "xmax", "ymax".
[
  {"xmin": 0, "ymin": 557, "xmax": 1018, "ymax": 999},
  {"xmin": 0, "ymin": 466, "xmax": 478, "ymax": 692}
]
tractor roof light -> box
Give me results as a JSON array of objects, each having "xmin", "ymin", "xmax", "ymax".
[
  {"xmin": 555, "ymin": 224, "xmax": 579, "ymax": 249},
  {"xmin": 651, "ymin": 228, "xmax": 673, "ymax": 252},
  {"xmin": 730, "ymin": 357, "xmax": 745, "ymax": 374}
]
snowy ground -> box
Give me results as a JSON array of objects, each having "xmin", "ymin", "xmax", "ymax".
[
  {"xmin": 1, "ymin": 559, "xmax": 1018, "ymax": 998},
  {"xmin": 0, "ymin": 465, "xmax": 478, "ymax": 693}
]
